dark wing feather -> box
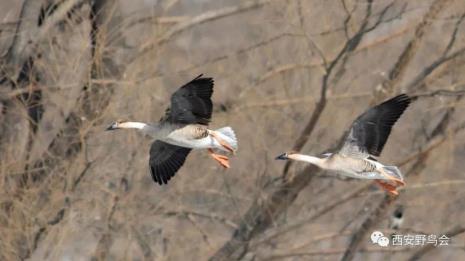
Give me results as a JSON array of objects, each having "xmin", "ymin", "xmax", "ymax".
[
  {"xmin": 149, "ymin": 141, "xmax": 192, "ymax": 185},
  {"xmin": 340, "ymin": 94, "xmax": 411, "ymax": 157},
  {"xmin": 162, "ymin": 74, "xmax": 214, "ymax": 125}
]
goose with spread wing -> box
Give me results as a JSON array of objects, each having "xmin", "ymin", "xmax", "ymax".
[
  {"xmin": 106, "ymin": 75, "xmax": 237, "ymax": 185},
  {"xmin": 276, "ymin": 94, "xmax": 411, "ymax": 195}
]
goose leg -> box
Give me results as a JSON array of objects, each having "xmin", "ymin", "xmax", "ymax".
[
  {"xmin": 386, "ymin": 175, "xmax": 405, "ymax": 187},
  {"xmin": 379, "ymin": 170, "xmax": 406, "ymax": 187},
  {"xmin": 208, "ymin": 149, "xmax": 230, "ymax": 168},
  {"xmin": 392, "ymin": 179, "xmax": 405, "ymax": 187},
  {"xmin": 375, "ymin": 180, "xmax": 399, "ymax": 196},
  {"xmin": 209, "ymin": 132, "xmax": 235, "ymax": 154}
]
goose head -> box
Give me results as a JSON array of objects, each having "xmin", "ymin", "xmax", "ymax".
[
  {"xmin": 275, "ymin": 151, "xmax": 297, "ymax": 160},
  {"xmin": 105, "ymin": 120, "xmax": 124, "ymax": 131}
]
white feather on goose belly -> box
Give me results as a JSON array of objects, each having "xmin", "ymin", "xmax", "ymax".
[{"xmin": 162, "ymin": 130, "xmax": 232, "ymax": 151}]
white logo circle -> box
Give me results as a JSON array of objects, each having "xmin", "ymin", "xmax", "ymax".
[
  {"xmin": 377, "ymin": 236, "xmax": 390, "ymax": 247},
  {"xmin": 371, "ymin": 231, "xmax": 384, "ymax": 244}
]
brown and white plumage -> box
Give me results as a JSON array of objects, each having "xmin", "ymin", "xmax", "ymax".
[
  {"xmin": 277, "ymin": 94, "xmax": 411, "ymax": 195},
  {"xmin": 106, "ymin": 75, "xmax": 238, "ymax": 185}
]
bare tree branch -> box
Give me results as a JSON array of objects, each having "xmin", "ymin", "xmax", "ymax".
[
  {"xmin": 131, "ymin": 0, "xmax": 276, "ymax": 66},
  {"xmin": 381, "ymin": 0, "xmax": 454, "ymax": 96},
  {"xmin": 2, "ymin": 0, "xmax": 84, "ymax": 81},
  {"xmin": 411, "ymin": 88, "xmax": 465, "ymax": 100},
  {"xmin": 163, "ymin": 210, "xmax": 239, "ymax": 229},
  {"xmin": 408, "ymin": 225, "xmax": 465, "ymax": 261},
  {"xmin": 209, "ymin": 1, "xmax": 457, "ymax": 260},
  {"xmin": 340, "ymin": 97, "xmax": 462, "ymax": 261},
  {"xmin": 210, "ymin": 2, "xmax": 382, "ymax": 260}
]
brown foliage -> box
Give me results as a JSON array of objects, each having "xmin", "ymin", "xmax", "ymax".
[{"xmin": 1, "ymin": 0, "xmax": 465, "ymax": 260}]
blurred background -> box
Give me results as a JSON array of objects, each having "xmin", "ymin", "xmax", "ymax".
[{"xmin": 1, "ymin": 0, "xmax": 465, "ymax": 260}]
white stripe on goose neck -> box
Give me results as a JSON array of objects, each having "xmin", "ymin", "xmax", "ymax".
[
  {"xmin": 119, "ymin": 122, "xmax": 148, "ymax": 129},
  {"xmin": 288, "ymin": 154, "xmax": 326, "ymax": 168}
]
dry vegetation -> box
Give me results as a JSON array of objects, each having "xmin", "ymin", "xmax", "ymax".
[{"xmin": 1, "ymin": 0, "xmax": 465, "ymax": 260}]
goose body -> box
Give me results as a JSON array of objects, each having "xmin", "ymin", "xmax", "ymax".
[
  {"xmin": 106, "ymin": 75, "xmax": 238, "ymax": 185},
  {"xmin": 163, "ymin": 124, "xmax": 237, "ymax": 151},
  {"xmin": 277, "ymin": 94, "xmax": 411, "ymax": 195},
  {"xmin": 326, "ymin": 154, "xmax": 402, "ymax": 181},
  {"xmin": 283, "ymin": 153, "xmax": 396, "ymax": 180}
]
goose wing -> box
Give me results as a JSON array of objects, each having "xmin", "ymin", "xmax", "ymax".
[
  {"xmin": 149, "ymin": 141, "xmax": 192, "ymax": 185},
  {"xmin": 161, "ymin": 74, "xmax": 213, "ymax": 125},
  {"xmin": 339, "ymin": 94, "xmax": 411, "ymax": 158}
]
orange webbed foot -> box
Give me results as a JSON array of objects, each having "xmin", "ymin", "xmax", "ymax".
[
  {"xmin": 375, "ymin": 180, "xmax": 400, "ymax": 196},
  {"xmin": 392, "ymin": 178, "xmax": 405, "ymax": 187},
  {"xmin": 379, "ymin": 170, "xmax": 406, "ymax": 187},
  {"xmin": 208, "ymin": 149, "xmax": 230, "ymax": 168}
]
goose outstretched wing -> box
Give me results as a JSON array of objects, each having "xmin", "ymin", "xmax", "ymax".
[
  {"xmin": 339, "ymin": 94, "xmax": 411, "ymax": 158},
  {"xmin": 161, "ymin": 74, "xmax": 214, "ymax": 125},
  {"xmin": 149, "ymin": 141, "xmax": 192, "ymax": 185}
]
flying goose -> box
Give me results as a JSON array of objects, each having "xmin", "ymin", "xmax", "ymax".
[
  {"xmin": 276, "ymin": 94, "xmax": 411, "ymax": 195},
  {"xmin": 106, "ymin": 75, "xmax": 237, "ymax": 185}
]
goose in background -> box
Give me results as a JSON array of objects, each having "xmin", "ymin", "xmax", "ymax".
[
  {"xmin": 106, "ymin": 75, "xmax": 238, "ymax": 185},
  {"xmin": 276, "ymin": 94, "xmax": 411, "ymax": 195}
]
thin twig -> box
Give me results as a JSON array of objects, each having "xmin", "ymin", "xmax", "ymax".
[
  {"xmin": 408, "ymin": 225, "xmax": 465, "ymax": 261},
  {"xmin": 132, "ymin": 0, "xmax": 276, "ymax": 65},
  {"xmin": 163, "ymin": 210, "xmax": 238, "ymax": 229}
]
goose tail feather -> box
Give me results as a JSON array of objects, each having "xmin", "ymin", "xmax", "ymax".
[{"xmin": 215, "ymin": 127, "xmax": 238, "ymax": 151}]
